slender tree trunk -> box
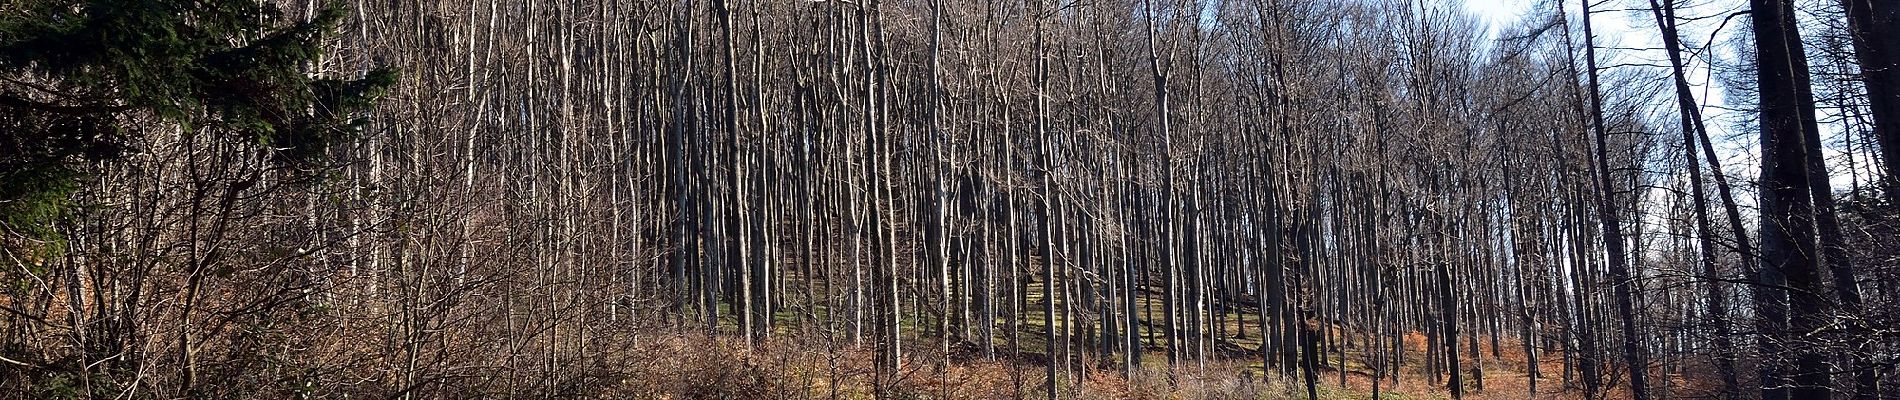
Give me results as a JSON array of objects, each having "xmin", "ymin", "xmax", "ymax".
[
  {"xmin": 1578, "ymin": 1, "xmax": 1650, "ymax": 396},
  {"xmin": 1034, "ymin": 10, "xmax": 1060, "ymax": 399},
  {"xmin": 1440, "ymin": 259, "xmax": 1463, "ymax": 399},
  {"xmin": 1646, "ymin": 1, "xmax": 1739, "ymax": 396}
]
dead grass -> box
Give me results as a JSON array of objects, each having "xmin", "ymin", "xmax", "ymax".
[{"xmin": 572, "ymin": 327, "xmax": 1683, "ymax": 400}]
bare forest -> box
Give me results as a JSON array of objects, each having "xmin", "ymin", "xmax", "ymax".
[{"xmin": 2, "ymin": 0, "xmax": 1897, "ymax": 398}]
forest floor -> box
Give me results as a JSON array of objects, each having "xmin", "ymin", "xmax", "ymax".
[
  {"xmin": 610, "ymin": 281, "xmax": 1708, "ymax": 399},
  {"xmin": 598, "ymin": 320, "xmax": 1667, "ymax": 399}
]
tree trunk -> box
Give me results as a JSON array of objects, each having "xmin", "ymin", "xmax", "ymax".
[
  {"xmin": 1750, "ymin": 0, "xmax": 1832, "ymax": 397},
  {"xmin": 1578, "ymin": 0, "xmax": 1650, "ymax": 396}
]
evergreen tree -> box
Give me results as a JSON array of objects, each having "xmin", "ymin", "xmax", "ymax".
[{"xmin": 0, "ymin": 0, "xmax": 394, "ymax": 254}]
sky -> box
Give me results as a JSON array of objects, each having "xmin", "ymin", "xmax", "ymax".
[
  {"xmin": 1452, "ymin": 0, "xmax": 1883, "ymax": 266},
  {"xmin": 1461, "ymin": 0, "xmax": 1748, "ymax": 167},
  {"xmin": 1458, "ymin": 0, "xmax": 1777, "ymax": 247},
  {"xmin": 1438, "ymin": 0, "xmax": 1880, "ymax": 221},
  {"xmin": 1464, "ymin": 0, "xmax": 1531, "ymax": 29}
]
